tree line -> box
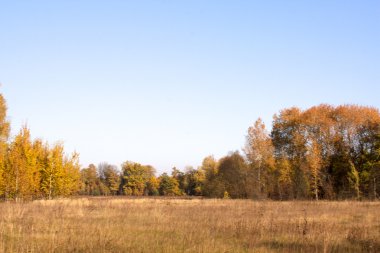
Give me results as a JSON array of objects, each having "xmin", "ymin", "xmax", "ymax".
[
  {"xmin": 0, "ymin": 94, "xmax": 80, "ymax": 200},
  {"xmin": 1, "ymin": 90, "xmax": 379, "ymax": 200},
  {"xmin": 80, "ymin": 104, "xmax": 380, "ymax": 200}
]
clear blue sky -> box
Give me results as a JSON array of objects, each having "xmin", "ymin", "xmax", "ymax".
[{"xmin": 1, "ymin": 1, "xmax": 379, "ymax": 173}]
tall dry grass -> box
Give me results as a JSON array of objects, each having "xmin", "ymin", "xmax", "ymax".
[{"xmin": 0, "ymin": 198, "xmax": 379, "ymax": 252}]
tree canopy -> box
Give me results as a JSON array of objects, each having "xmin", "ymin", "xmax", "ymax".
[{"xmin": 1, "ymin": 90, "xmax": 379, "ymax": 200}]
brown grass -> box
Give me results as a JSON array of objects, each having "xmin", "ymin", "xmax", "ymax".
[{"xmin": 0, "ymin": 198, "xmax": 379, "ymax": 252}]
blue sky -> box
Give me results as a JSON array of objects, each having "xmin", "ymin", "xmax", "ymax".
[{"xmin": 1, "ymin": 1, "xmax": 379, "ymax": 173}]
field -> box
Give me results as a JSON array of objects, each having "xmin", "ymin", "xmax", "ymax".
[{"xmin": 0, "ymin": 198, "xmax": 379, "ymax": 253}]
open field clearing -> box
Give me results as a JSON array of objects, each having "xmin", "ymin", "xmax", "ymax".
[{"xmin": 0, "ymin": 198, "xmax": 379, "ymax": 253}]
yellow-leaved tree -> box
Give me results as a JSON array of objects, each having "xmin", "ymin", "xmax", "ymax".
[
  {"xmin": 0, "ymin": 93, "xmax": 10, "ymax": 197},
  {"xmin": 5, "ymin": 126, "xmax": 40, "ymax": 200},
  {"xmin": 0, "ymin": 91, "xmax": 80, "ymax": 200},
  {"xmin": 40, "ymin": 143, "xmax": 80, "ymax": 199}
]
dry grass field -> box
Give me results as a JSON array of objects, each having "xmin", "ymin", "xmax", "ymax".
[{"xmin": 0, "ymin": 198, "xmax": 379, "ymax": 253}]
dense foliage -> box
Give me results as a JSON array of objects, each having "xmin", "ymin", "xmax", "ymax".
[
  {"xmin": 0, "ymin": 94, "xmax": 80, "ymax": 200},
  {"xmin": 1, "ymin": 90, "xmax": 379, "ymax": 200},
  {"xmin": 79, "ymin": 105, "xmax": 380, "ymax": 200}
]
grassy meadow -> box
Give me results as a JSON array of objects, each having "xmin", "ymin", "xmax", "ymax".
[{"xmin": 0, "ymin": 198, "xmax": 379, "ymax": 253}]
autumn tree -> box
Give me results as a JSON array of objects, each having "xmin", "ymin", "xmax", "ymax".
[
  {"xmin": 4, "ymin": 126, "xmax": 39, "ymax": 200},
  {"xmin": 244, "ymin": 118, "xmax": 275, "ymax": 198},
  {"xmin": 32, "ymin": 139, "xmax": 49, "ymax": 198},
  {"xmin": 182, "ymin": 166, "xmax": 205, "ymax": 196},
  {"xmin": 0, "ymin": 93, "xmax": 10, "ymax": 197},
  {"xmin": 41, "ymin": 143, "xmax": 80, "ymax": 198},
  {"xmin": 200, "ymin": 156, "xmax": 219, "ymax": 196},
  {"xmin": 2, "ymin": 127, "xmax": 80, "ymax": 200},
  {"xmin": 98, "ymin": 163, "xmax": 120, "ymax": 195},
  {"xmin": 121, "ymin": 161, "xmax": 155, "ymax": 196},
  {"xmin": 271, "ymin": 104, "xmax": 380, "ymax": 199},
  {"xmin": 60, "ymin": 152, "xmax": 81, "ymax": 196},
  {"xmin": 80, "ymin": 164, "xmax": 109, "ymax": 195},
  {"xmin": 216, "ymin": 151, "xmax": 249, "ymax": 198},
  {"xmin": 361, "ymin": 129, "xmax": 380, "ymax": 199},
  {"xmin": 276, "ymin": 154, "xmax": 293, "ymax": 199},
  {"xmin": 272, "ymin": 107, "xmax": 310, "ymax": 199},
  {"xmin": 146, "ymin": 176, "xmax": 160, "ymax": 196},
  {"xmin": 0, "ymin": 92, "xmax": 79, "ymax": 200},
  {"xmin": 200, "ymin": 156, "xmax": 218, "ymax": 179},
  {"xmin": 158, "ymin": 172, "xmax": 181, "ymax": 196},
  {"xmin": 171, "ymin": 167, "xmax": 186, "ymax": 194},
  {"xmin": 305, "ymin": 141, "xmax": 322, "ymax": 200}
]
